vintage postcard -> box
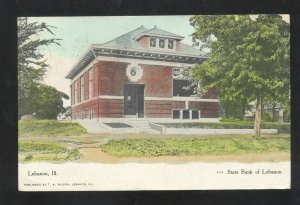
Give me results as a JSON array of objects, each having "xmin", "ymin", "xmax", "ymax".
[{"xmin": 18, "ymin": 15, "xmax": 290, "ymax": 191}]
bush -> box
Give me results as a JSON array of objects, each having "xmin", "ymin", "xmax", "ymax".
[
  {"xmin": 261, "ymin": 122, "xmax": 290, "ymax": 133},
  {"xmin": 262, "ymin": 113, "xmax": 273, "ymax": 122},
  {"xmin": 101, "ymin": 135, "xmax": 290, "ymax": 157},
  {"xmin": 18, "ymin": 141, "xmax": 81, "ymax": 162}
]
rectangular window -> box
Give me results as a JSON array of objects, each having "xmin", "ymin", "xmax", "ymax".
[
  {"xmin": 168, "ymin": 39, "xmax": 174, "ymax": 49},
  {"xmin": 74, "ymin": 81, "xmax": 78, "ymax": 104},
  {"xmin": 182, "ymin": 110, "xmax": 190, "ymax": 119},
  {"xmin": 80, "ymin": 76, "xmax": 84, "ymax": 102},
  {"xmin": 70, "ymin": 85, "xmax": 73, "ymax": 105},
  {"xmin": 159, "ymin": 38, "xmax": 165, "ymax": 48},
  {"xmin": 173, "ymin": 79, "xmax": 197, "ymax": 97},
  {"xmin": 89, "ymin": 68, "xmax": 93, "ymax": 99},
  {"xmin": 150, "ymin": 37, "xmax": 157, "ymax": 47},
  {"xmin": 172, "ymin": 110, "xmax": 180, "ymax": 119},
  {"xmin": 72, "ymin": 83, "xmax": 75, "ymax": 105},
  {"xmin": 192, "ymin": 110, "xmax": 199, "ymax": 119},
  {"xmin": 89, "ymin": 110, "xmax": 93, "ymax": 119}
]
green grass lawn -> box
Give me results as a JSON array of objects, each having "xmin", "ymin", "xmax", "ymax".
[
  {"xmin": 18, "ymin": 120, "xmax": 87, "ymax": 137},
  {"xmin": 18, "ymin": 141, "xmax": 81, "ymax": 162},
  {"xmin": 18, "ymin": 120, "xmax": 90, "ymax": 162},
  {"xmin": 101, "ymin": 134, "xmax": 290, "ymax": 157},
  {"xmin": 18, "ymin": 119, "xmax": 291, "ymax": 161}
]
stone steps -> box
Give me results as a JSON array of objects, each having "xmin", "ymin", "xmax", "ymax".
[
  {"xmin": 124, "ymin": 119, "xmax": 159, "ymax": 134},
  {"xmin": 76, "ymin": 118, "xmax": 162, "ymax": 134}
]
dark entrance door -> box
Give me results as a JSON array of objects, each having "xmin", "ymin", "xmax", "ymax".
[{"xmin": 124, "ymin": 84, "xmax": 145, "ymax": 117}]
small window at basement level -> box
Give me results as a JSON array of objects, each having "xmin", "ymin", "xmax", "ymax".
[
  {"xmin": 172, "ymin": 110, "xmax": 180, "ymax": 119},
  {"xmin": 182, "ymin": 110, "xmax": 190, "ymax": 119},
  {"xmin": 168, "ymin": 39, "xmax": 174, "ymax": 49},
  {"xmin": 159, "ymin": 39, "xmax": 165, "ymax": 48},
  {"xmin": 89, "ymin": 110, "xmax": 93, "ymax": 119},
  {"xmin": 150, "ymin": 37, "xmax": 157, "ymax": 47},
  {"xmin": 192, "ymin": 110, "xmax": 199, "ymax": 119}
]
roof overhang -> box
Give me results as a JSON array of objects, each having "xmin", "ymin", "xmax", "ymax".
[
  {"xmin": 65, "ymin": 46, "xmax": 96, "ymax": 79},
  {"xmin": 65, "ymin": 45, "xmax": 208, "ymax": 79}
]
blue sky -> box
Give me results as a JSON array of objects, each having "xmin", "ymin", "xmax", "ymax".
[{"xmin": 30, "ymin": 16, "xmax": 195, "ymax": 58}]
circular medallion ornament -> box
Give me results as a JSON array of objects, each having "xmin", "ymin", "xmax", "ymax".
[
  {"xmin": 130, "ymin": 68, "xmax": 137, "ymax": 76},
  {"xmin": 126, "ymin": 63, "xmax": 143, "ymax": 82}
]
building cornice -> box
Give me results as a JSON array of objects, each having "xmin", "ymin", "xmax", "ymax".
[
  {"xmin": 66, "ymin": 45, "xmax": 207, "ymax": 80},
  {"xmin": 93, "ymin": 45, "xmax": 206, "ymax": 59},
  {"xmin": 65, "ymin": 46, "xmax": 96, "ymax": 79}
]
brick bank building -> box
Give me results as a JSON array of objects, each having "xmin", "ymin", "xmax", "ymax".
[{"xmin": 66, "ymin": 26, "xmax": 220, "ymax": 121}]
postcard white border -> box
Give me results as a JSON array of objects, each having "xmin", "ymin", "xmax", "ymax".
[{"xmin": 19, "ymin": 161, "xmax": 290, "ymax": 191}]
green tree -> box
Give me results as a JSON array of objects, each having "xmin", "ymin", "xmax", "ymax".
[
  {"xmin": 190, "ymin": 15, "xmax": 290, "ymax": 138},
  {"xmin": 18, "ymin": 17, "xmax": 67, "ymax": 119},
  {"xmin": 19, "ymin": 83, "xmax": 69, "ymax": 119},
  {"xmin": 34, "ymin": 84, "xmax": 69, "ymax": 119}
]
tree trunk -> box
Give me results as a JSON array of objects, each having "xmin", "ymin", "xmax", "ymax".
[{"xmin": 254, "ymin": 95, "xmax": 262, "ymax": 138}]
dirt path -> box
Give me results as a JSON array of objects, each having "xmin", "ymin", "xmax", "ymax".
[{"xmin": 78, "ymin": 146, "xmax": 290, "ymax": 164}]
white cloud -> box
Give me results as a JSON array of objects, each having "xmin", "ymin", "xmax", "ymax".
[{"xmin": 43, "ymin": 53, "xmax": 76, "ymax": 107}]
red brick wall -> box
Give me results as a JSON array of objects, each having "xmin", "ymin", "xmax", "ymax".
[
  {"xmin": 176, "ymin": 40, "xmax": 180, "ymax": 51},
  {"xmin": 71, "ymin": 98, "xmax": 220, "ymax": 119},
  {"xmin": 97, "ymin": 62, "xmax": 128, "ymax": 96},
  {"xmin": 70, "ymin": 60, "xmax": 219, "ymax": 119},
  {"xmin": 76, "ymin": 78, "xmax": 81, "ymax": 103},
  {"xmin": 145, "ymin": 100, "xmax": 172, "ymax": 118},
  {"xmin": 172, "ymin": 101, "xmax": 185, "ymax": 110},
  {"xmin": 139, "ymin": 36, "xmax": 149, "ymax": 47},
  {"xmin": 72, "ymin": 98, "xmax": 98, "ymax": 119},
  {"xmin": 140, "ymin": 65, "xmax": 173, "ymax": 97},
  {"xmin": 71, "ymin": 98, "xmax": 124, "ymax": 119},
  {"xmin": 98, "ymin": 99, "xmax": 124, "ymax": 117},
  {"xmin": 188, "ymin": 101, "xmax": 219, "ymax": 118}
]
